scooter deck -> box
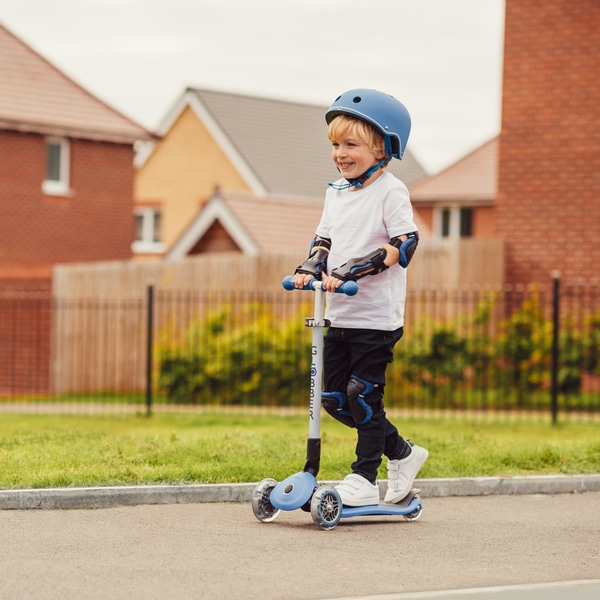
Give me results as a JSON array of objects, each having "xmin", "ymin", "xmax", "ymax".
[{"xmin": 341, "ymin": 495, "xmax": 422, "ymax": 519}]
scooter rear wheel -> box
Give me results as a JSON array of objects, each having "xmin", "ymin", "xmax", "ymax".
[
  {"xmin": 310, "ymin": 485, "xmax": 342, "ymax": 530},
  {"xmin": 252, "ymin": 478, "xmax": 280, "ymax": 523},
  {"xmin": 403, "ymin": 505, "xmax": 423, "ymax": 521}
]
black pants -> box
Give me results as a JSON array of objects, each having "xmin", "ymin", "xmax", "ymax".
[{"xmin": 323, "ymin": 326, "xmax": 407, "ymax": 483}]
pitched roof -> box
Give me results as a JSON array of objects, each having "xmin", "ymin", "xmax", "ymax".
[
  {"xmin": 167, "ymin": 190, "xmax": 324, "ymax": 258},
  {"xmin": 0, "ymin": 22, "xmax": 152, "ymax": 144},
  {"xmin": 167, "ymin": 188, "xmax": 430, "ymax": 259},
  {"xmin": 410, "ymin": 137, "xmax": 498, "ymax": 203},
  {"xmin": 151, "ymin": 87, "xmax": 427, "ymax": 199}
]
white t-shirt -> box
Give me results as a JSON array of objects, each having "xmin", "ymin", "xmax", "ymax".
[{"xmin": 315, "ymin": 171, "xmax": 417, "ymax": 330}]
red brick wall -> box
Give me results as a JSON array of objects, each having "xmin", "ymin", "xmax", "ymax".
[
  {"xmin": 0, "ymin": 129, "xmax": 137, "ymax": 395},
  {"xmin": 473, "ymin": 206, "xmax": 496, "ymax": 238},
  {"xmin": 497, "ymin": 0, "xmax": 600, "ymax": 285},
  {"xmin": 0, "ymin": 130, "xmax": 135, "ymax": 267},
  {"xmin": 0, "ymin": 289, "xmax": 51, "ymax": 397},
  {"xmin": 189, "ymin": 221, "xmax": 240, "ymax": 253}
]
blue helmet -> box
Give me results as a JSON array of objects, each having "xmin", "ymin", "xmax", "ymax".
[{"xmin": 325, "ymin": 89, "xmax": 411, "ymax": 160}]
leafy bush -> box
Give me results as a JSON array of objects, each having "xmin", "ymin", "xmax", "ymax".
[
  {"xmin": 158, "ymin": 303, "xmax": 311, "ymax": 405},
  {"xmin": 389, "ymin": 293, "xmax": 600, "ymax": 411},
  {"xmin": 157, "ymin": 294, "xmax": 600, "ymax": 411}
]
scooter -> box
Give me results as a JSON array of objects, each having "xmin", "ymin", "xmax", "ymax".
[{"xmin": 252, "ymin": 276, "xmax": 423, "ymax": 530}]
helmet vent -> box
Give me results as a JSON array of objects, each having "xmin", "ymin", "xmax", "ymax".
[{"xmin": 352, "ymin": 96, "xmax": 362, "ymax": 103}]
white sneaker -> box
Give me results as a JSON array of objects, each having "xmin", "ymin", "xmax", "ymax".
[
  {"xmin": 335, "ymin": 474, "xmax": 380, "ymax": 507},
  {"xmin": 384, "ymin": 444, "xmax": 428, "ymax": 504}
]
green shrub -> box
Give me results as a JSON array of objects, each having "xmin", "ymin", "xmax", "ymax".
[
  {"xmin": 158, "ymin": 303, "xmax": 311, "ymax": 405},
  {"xmin": 156, "ymin": 294, "xmax": 599, "ymax": 411},
  {"xmin": 390, "ymin": 291, "xmax": 599, "ymax": 411}
]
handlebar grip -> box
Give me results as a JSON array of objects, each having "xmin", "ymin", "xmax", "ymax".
[{"xmin": 282, "ymin": 276, "xmax": 358, "ymax": 296}]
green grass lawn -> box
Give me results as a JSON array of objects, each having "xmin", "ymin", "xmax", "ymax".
[{"xmin": 0, "ymin": 411, "xmax": 598, "ymax": 489}]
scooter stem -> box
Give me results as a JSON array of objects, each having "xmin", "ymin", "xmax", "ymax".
[{"xmin": 305, "ymin": 284, "xmax": 325, "ymax": 475}]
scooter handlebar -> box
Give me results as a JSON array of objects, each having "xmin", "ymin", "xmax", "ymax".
[{"xmin": 282, "ymin": 275, "xmax": 358, "ymax": 296}]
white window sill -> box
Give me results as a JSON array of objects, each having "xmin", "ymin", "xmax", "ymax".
[
  {"xmin": 132, "ymin": 241, "xmax": 166, "ymax": 254},
  {"xmin": 42, "ymin": 180, "xmax": 71, "ymax": 197}
]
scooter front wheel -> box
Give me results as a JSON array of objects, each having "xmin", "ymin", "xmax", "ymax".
[
  {"xmin": 252, "ymin": 478, "xmax": 280, "ymax": 523},
  {"xmin": 310, "ymin": 485, "xmax": 342, "ymax": 530}
]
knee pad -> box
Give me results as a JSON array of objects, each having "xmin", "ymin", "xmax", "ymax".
[
  {"xmin": 321, "ymin": 391, "xmax": 356, "ymax": 428},
  {"xmin": 347, "ymin": 375, "xmax": 383, "ymax": 426}
]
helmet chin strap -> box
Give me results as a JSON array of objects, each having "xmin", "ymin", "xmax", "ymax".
[{"xmin": 328, "ymin": 158, "xmax": 389, "ymax": 191}]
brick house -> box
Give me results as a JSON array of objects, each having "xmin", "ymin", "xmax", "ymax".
[
  {"xmin": 0, "ymin": 22, "xmax": 152, "ymax": 288},
  {"xmin": 0, "ymin": 23, "xmax": 151, "ymax": 395}
]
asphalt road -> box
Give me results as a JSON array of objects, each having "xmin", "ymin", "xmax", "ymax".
[{"xmin": 1, "ymin": 492, "xmax": 598, "ymax": 599}]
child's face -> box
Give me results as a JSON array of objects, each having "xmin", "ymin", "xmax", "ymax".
[{"xmin": 331, "ymin": 133, "xmax": 385, "ymax": 187}]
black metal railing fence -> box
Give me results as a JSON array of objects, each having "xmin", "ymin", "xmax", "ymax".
[{"xmin": 1, "ymin": 278, "xmax": 599, "ymax": 422}]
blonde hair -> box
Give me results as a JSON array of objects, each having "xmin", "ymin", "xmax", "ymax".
[{"xmin": 327, "ymin": 114, "xmax": 386, "ymax": 159}]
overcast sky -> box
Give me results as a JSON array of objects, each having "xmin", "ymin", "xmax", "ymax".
[{"xmin": 0, "ymin": 0, "xmax": 505, "ymax": 174}]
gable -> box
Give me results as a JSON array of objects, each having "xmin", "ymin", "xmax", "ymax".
[
  {"xmin": 167, "ymin": 190, "xmax": 322, "ymax": 259},
  {"xmin": 167, "ymin": 192, "xmax": 261, "ymax": 259},
  {"xmin": 188, "ymin": 221, "xmax": 240, "ymax": 254}
]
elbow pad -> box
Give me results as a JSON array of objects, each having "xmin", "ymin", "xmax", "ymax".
[
  {"xmin": 330, "ymin": 248, "xmax": 388, "ymax": 282},
  {"xmin": 391, "ymin": 232, "xmax": 419, "ymax": 268},
  {"xmin": 295, "ymin": 237, "xmax": 331, "ymax": 280}
]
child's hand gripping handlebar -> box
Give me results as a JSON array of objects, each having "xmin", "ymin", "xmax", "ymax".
[{"xmin": 282, "ymin": 276, "xmax": 359, "ymax": 296}]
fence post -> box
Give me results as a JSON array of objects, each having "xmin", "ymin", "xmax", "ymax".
[
  {"xmin": 551, "ymin": 271, "xmax": 561, "ymax": 425},
  {"xmin": 146, "ymin": 284, "xmax": 154, "ymax": 417}
]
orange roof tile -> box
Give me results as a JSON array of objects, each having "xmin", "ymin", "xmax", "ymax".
[
  {"xmin": 0, "ymin": 23, "xmax": 152, "ymax": 143},
  {"xmin": 219, "ymin": 190, "xmax": 323, "ymax": 253},
  {"xmin": 410, "ymin": 137, "xmax": 498, "ymax": 203}
]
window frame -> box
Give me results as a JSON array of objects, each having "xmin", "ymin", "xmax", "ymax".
[
  {"xmin": 434, "ymin": 206, "xmax": 474, "ymax": 239},
  {"xmin": 132, "ymin": 207, "xmax": 165, "ymax": 254},
  {"xmin": 42, "ymin": 137, "xmax": 71, "ymax": 196}
]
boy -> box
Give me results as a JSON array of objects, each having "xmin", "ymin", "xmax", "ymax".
[{"xmin": 292, "ymin": 89, "xmax": 428, "ymax": 507}]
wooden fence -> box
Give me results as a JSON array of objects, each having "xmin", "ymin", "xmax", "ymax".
[{"xmin": 53, "ymin": 239, "xmax": 505, "ymax": 298}]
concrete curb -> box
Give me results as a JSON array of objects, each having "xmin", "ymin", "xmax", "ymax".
[{"xmin": 1, "ymin": 474, "xmax": 599, "ymax": 510}]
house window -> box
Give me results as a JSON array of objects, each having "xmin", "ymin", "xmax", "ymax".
[
  {"xmin": 441, "ymin": 209, "xmax": 451, "ymax": 237},
  {"xmin": 132, "ymin": 207, "xmax": 165, "ymax": 254},
  {"xmin": 438, "ymin": 207, "xmax": 473, "ymax": 238},
  {"xmin": 460, "ymin": 207, "xmax": 473, "ymax": 237},
  {"xmin": 42, "ymin": 137, "xmax": 70, "ymax": 196}
]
